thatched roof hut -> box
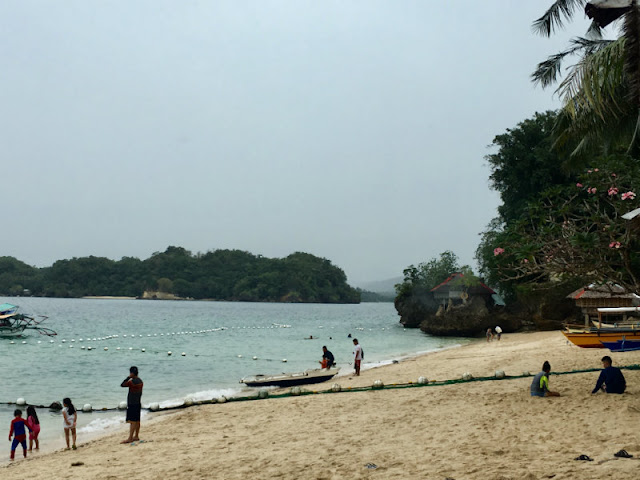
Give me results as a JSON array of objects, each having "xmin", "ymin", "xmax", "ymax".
[{"xmin": 567, "ymin": 283, "xmax": 640, "ymax": 324}]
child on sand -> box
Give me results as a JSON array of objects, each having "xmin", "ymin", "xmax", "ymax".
[
  {"xmin": 8, "ymin": 409, "xmax": 31, "ymax": 460},
  {"xmin": 62, "ymin": 398, "xmax": 77, "ymax": 450},
  {"xmin": 26, "ymin": 406, "xmax": 40, "ymax": 451}
]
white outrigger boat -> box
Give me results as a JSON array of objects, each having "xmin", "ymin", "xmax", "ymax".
[
  {"xmin": 0, "ymin": 303, "xmax": 56, "ymax": 337},
  {"xmin": 241, "ymin": 367, "xmax": 340, "ymax": 388}
]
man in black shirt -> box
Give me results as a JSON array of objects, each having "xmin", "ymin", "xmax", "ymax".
[
  {"xmin": 121, "ymin": 366, "xmax": 144, "ymax": 444},
  {"xmin": 592, "ymin": 356, "xmax": 626, "ymax": 394},
  {"xmin": 321, "ymin": 346, "xmax": 335, "ymax": 369}
]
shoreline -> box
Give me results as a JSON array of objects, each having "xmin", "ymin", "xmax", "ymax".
[{"xmin": 6, "ymin": 331, "xmax": 640, "ymax": 479}]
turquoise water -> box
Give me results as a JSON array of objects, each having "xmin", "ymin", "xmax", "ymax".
[{"xmin": 0, "ymin": 297, "xmax": 467, "ymax": 455}]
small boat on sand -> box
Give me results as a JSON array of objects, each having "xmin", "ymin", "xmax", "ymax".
[
  {"xmin": 0, "ymin": 303, "xmax": 56, "ymax": 337},
  {"xmin": 241, "ymin": 368, "xmax": 340, "ymax": 388},
  {"xmin": 601, "ymin": 339, "xmax": 640, "ymax": 352}
]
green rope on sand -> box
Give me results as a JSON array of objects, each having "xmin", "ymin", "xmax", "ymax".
[{"xmin": 4, "ymin": 364, "xmax": 639, "ymax": 410}]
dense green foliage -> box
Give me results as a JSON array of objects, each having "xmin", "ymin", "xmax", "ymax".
[
  {"xmin": 0, "ymin": 247, "xmax": 360, "ymax": 303},
  {"xmin": 477, "ymin": 110, "xmax": 640, "ymax": 299}
]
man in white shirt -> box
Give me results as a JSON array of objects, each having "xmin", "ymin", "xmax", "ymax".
[{"xmin": 353, "ymin": 338, "xmax": 363, "ymax": 376}]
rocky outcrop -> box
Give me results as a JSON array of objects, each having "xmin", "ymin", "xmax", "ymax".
[
  {"xmin": 396, "ymin": 288, "xmax": 580, "ymax": 337},
  {"xmin": 417, "ymin": 296, "xmax": 522, "ymax": 337}
]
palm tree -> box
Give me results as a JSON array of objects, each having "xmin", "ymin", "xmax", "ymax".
[{"xmin": 532, "ymin": 1, "xmax": 640, "ymax": 158}]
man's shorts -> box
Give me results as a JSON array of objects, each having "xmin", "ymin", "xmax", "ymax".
[{"xmin": 126, "ymin": 404, "xmax": 142, "ymax": 422}]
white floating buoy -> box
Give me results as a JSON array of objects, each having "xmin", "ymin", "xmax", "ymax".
[
  {"xmin": 10, "ymin": 341, "xmax": 15, "ymax": 345},
  {"xmin": 104, "ymin": 347, "xmax": 108, "ymax": 351},
  {"xmin": 61, "ymin": 339, "xmax": 66, "ymax": 343},
  {"xmin": 16, "ymin": 398, "xmax": 26, "ymax": 406},
  {"xmin": 417, "ymin": 376, "xmax": 428, "ymax": 385},
  {"xmin": 123, "ymin": 335, "xmax": 127, "ymax": 338},
  {"xmin": 217, "ymin": 396, "xmax": 227, "ymax": 404},
  {"xmin": 87, "ymin": 346, "xmax": 93, "ymax": 351},
  {"xmin": 282, "ymin": 359, "xmax": 287, "ymax": 363},
  {"xmin": 118, "ymin": 401, "xmax": 127, "ymax": 410},
  {"xmin": 331, "ymin": 383, "xmax": 342, "ymax": 392},
  {"xmin": 167, "ymin": 351, "xmax": 172, "ymax": 356},
  {"xmin": 69, "ymin": 345, "xmax": 73, "ymax": 349},
  {"xmin": 22, "ymin": 341, "xmax": 27, "ymax": 344},
  {"xmin": 141, "ymin": 348, "xmax": 146, "ymax": 352},
  {"xmin": 82, "ymin": 404, "xmax": 92, "ymax": 412},
  {"xmin": 237, "ymin": 355, "xmax": 243, "ymax": 358},
  {"xmin": 129, "ymin": 347, "xmax": 133, "ymax": 350},
  {"xmin": 181, "ymin": 352, "xmax": 186, "ymax": 356},
  {"xmin": 372, "ymin": 380, "xmax": 384, "ymax": 389},
  {"xmin": 81, "ymin": 346, "xmax": 85, "ymax": 350},
  {"xmin": 50, "ymin": 340, "xmax": 54, "ymax": 343},
  {"xmin": 495, "ymin": 370, "xmax": 506, "ymax": 379},
  {"xmin": 149, "ymin": 402, "xmax": 160, "ymax": 412},
  {"xmin": 79, "ymin": 338, "xmax": 83, "ymax": 341},
  {"xmin": 116, "ymin": 347, "xmax": 120, "ymax": 350},
  {"xmin": 462, "ymin": 372, "xmax": 474, "ymax": 381},
  {"xmin": 37, "ymin": 340, "xmax": 41, "ymax": 344},
  {"xmin": 252, "ymin": 356, "xmax": 258, "ymax": 360}
]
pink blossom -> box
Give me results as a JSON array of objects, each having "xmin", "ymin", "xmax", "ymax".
[
  {"xmin": 587, "ymin": 187, "xmax": 597, "ymax": 194},
  {"xmin": 493, "ymin": 247, "xmax": 505, "ymax": 256},
  {"xmin": 609, "ymin": 241, "xmax": 622, "ymax": 249},
  {"xmin": 622, "ymin": 191, "xmax": 637, "ymax": 200},
  {"xmin": 608, "ymin": 187, "xmax": 619, "ymax": 197},
  {"xmin": 594, "ymin": 168, "xmax": 599, "ymax": 172},
  {"xmin": 522, "ymin": 259, "xmax": 529, "ymax": 264},
  {"xmin": 612, "ymin": 173, "xmax": 617, "ymax": 177},
  {"xmin": 587, "ymin": 170, "xmax": 592, "ymax": 173},
  {"xmin": 576, "ymin": 183, "xmax": 583, "ymax": 188}
]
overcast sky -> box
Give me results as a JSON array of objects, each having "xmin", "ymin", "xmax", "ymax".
[{"xmin": 1, "ymin": 1, "xmax": 593, "ymax": 285}]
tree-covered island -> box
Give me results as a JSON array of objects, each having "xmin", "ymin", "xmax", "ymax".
[{"xmin": 0, "ymin": 247, "xmax": 360, "ymax": 303}]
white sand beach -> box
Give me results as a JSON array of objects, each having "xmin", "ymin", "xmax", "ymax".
[{"xmin": 4, "ymin": 331, "xmax": 640, "ymax": 480}]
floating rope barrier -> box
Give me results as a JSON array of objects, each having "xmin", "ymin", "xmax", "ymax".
[{"xmin": 5, "ymin": 363, "xmax": 639, "ymax": 414}]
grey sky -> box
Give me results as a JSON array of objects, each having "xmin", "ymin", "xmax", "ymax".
[{"xmin": 1, "ymin": 1, "xmax": 592, "ymax": 285}]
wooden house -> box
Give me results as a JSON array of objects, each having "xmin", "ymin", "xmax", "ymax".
[
  {"xmin": 430, "ymin": 273, "xmax": 496, "ymax": 308},
  {"xmin": 567, "ymin": 283, "xmax": 640, "ymax": 326}
]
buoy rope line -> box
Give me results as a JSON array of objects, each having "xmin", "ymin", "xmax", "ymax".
[{"xmin": 5, "ymin": 363, "xmax": 639, "ymax": 413}]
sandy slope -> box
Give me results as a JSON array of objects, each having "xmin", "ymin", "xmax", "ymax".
[{"xmin": 4, "ymin": 331, "xmax": 640, "ymax": 480}]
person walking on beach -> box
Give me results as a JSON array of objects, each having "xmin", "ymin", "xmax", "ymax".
[
  {"xmin": 592, "ymin": 355, "xmax": 626, "ymax": 394},
  {"xmin": 495, "ymin": 325, "xmax": 502, "ymax": 341},
  {"xmin": 62, "ymin": 398, "xmax": 77, "ymax": 450},
  {"xmin": 25, "ymin": 406, "xmax": 40, "ymax": 451},
  {"xmin": 530, "ymin": 361, "xmax": 560, "ymax": 397},
  {"xmin": 121, "ymin": 366, "xmax": 143, "ymax": 444},
  {"xmin": 320, "ymin": 346, "xmax": 335, "ymax": 369},
  {"xmin": 8, "ymin": 409, "xmax": 31, "ymax": 460},
  {"xmin": 486, "ymin": 328, "xmax": 493, "ymax": 342},
  {"xmin": 353, "ymin": 339, "xmax": 363, "ymax": 376}
]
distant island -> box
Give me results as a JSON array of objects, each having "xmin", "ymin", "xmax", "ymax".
[{"xmin": 0, "ymin": 247, "xmax": 361, "ymax": 304}]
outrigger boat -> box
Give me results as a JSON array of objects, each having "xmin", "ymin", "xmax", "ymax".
[
  {"xmin": 563, "ymin": 307, "xmax": 640, "ymax": 348},
  {"xmin": 601, "ymin": 338, "xmax": 640, "ymax": 352},
  {"xmin": 0, "ymin": 303, "xmax": 56, "ymax": 337},
  {"xmin": 241, "ymin": 367, "xmax": 340, "ymax": 388}
]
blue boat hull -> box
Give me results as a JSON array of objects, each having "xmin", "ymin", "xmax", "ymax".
[{"xmin": 601, "ymin": 340, "xmax": 640, "ymax": 352}]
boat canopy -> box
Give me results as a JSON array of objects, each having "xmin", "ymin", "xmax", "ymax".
[
  {"xmin": 0, "ymin": 303, "xmax": 17, "ymax": 314},
  {"xmin": 597, "ymin": 307, "xmax": 640, "ymax": 313}
]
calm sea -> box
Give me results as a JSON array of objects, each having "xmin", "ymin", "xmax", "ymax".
[{"xmin": 0, "ymin": 297, "xmax": 468, "ymax": 456}]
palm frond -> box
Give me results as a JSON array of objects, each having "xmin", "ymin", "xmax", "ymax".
[
  {"xmin": 532, "ymin": 37, "xmax": 614, "ymax": 88},
  {"xmin": 533, "ymin": 0, "xmax": 586, "ymax": 37},
  {"xmin": 586, "ymin": 19, "xmax": 603, "ymax": 39}
]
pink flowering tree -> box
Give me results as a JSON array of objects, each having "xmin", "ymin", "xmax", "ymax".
[{"xmin": 482, "ymin": 155, "xmax": 640, "ymax": 294}]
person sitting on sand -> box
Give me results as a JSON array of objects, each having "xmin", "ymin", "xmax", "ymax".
[
  {"xmin": 530, "ymin": 361, "xmax": 560, "ymax": 397},
  {"xmin": 319, "ymin": 346, "xmax": 334, "ymax": 369},
  {"xmin": 592, "ymin": 355, "xmax": 626, "ymax": 394}
]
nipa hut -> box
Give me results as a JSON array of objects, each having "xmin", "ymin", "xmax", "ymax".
[
  {"xmin": 567, "ymin": 283, "xmax": 640, "ymax": 326},
  {"xmin": 430, "ymin": 273, "xmax": 496, "ymax": 309}
]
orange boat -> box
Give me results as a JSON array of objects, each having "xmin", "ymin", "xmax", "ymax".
[
  {"xmin": 562, "ymin": 329, "xmax": 640, "ymax": 348},
  {"xmin": 563, "ymin": 306, "xmax": 640, "ymax": 348}
]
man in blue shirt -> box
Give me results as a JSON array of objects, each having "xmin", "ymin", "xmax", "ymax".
[{"xmin": 592, "ymin": 356, "xmax": 626, "ymax": 394}]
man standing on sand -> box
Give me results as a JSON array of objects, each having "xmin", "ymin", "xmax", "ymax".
[
  {"xmin": 592, "ymin": 355, "xmax": 626, "ymax": 394},
  {"xmin": 121, "ymin": 366, "xmax": 143, "ymax": 444},
  {"xmin": 353, "ymin": 338, "xmax": 363, "ymax": 376},
  {"xmin": 530, "ymin": 361, "xmax": 560, "ymax": 397}
]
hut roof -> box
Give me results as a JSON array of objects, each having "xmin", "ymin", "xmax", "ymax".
[
  {"xmin": 430, "ymin": 273, "xmax": 496, "ymax": 295},
  {"xmin": 566, "ymin": 283, "xmax": 638, "ymax": 300}
]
